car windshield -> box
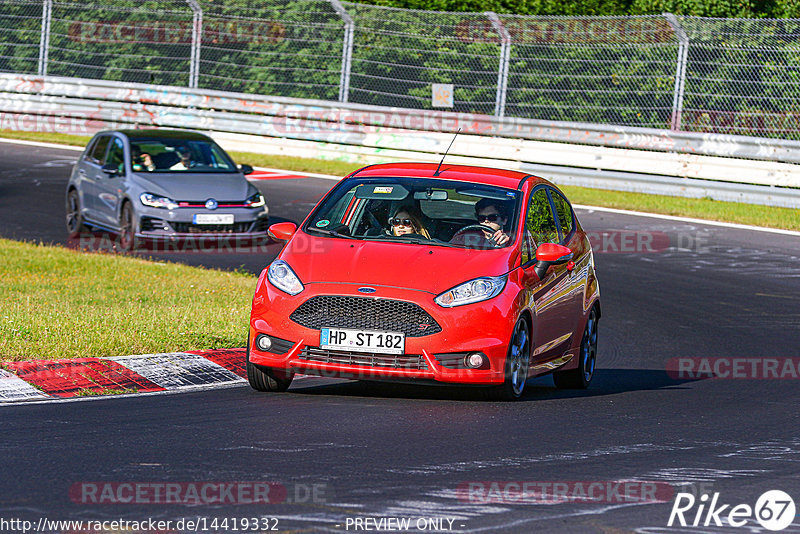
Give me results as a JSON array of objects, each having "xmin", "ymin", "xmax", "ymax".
[
  {"xmin": 304, "ymin": 177, "xmax": 520, "ymax": 249},
  {"xmin": 129, "ymin": 137, "xmax": 237, "ymax": 173}
]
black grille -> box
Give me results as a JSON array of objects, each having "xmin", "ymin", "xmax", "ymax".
[
  {"xmin": 171, "ymin": 222, "xmax": 253, "ymax": 234},
  {"xmin": 290, "ymin": 296, "xmax": 442, "ymax": 338},
  {"xmin": 140, "ymin": 217, "xmax": 168, "ymax": 232},
  {"xmin": 299, "ymin": 346, "xmax": 428, "ymax": 370}
]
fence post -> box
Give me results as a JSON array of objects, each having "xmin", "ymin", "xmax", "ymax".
[
  {"xmin": 186, "ymin": 0, "xmax": 202, "ymax": 89},
  {"xmin": 329, "ymin": 0, "xmax": 354, "ymax": 103},
  {"xmin": 664, "ymin": 13, "xmax": 689, "ymax": 131},
  {"xmin": 38, "ymin": 0, "xmax": 52, "ymax": 76},
  {"xmin": 486, "ymin": 12, "xmax": 510, "ymax": 119}
]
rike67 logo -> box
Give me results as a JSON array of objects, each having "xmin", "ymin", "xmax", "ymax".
[{"xmin": 668, "ymin": 490, "xmax": 796, "ymax": 531}]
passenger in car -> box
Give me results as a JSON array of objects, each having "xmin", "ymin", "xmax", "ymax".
[
  {"xmin": 131, "ymin": 145, "xmax": 155, "ymax": 172},
  {"xmin": 389, "ymin": 205, "xmax": 431, "ymax": 239}
]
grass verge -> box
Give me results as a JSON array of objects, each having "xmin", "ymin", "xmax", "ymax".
[
  {"xmin": 0, "ymin": 238, "xmax": 256, "ymax": 361},
  {"xmin": 1, "ymin": 129, "xmax": 798, "ymax": 231}
]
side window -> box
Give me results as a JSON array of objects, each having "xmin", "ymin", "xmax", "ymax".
[
  {"xmin": 521, "ymin": 188, "xmax": 559, "ymax": 264},
  {"xmin": 82, "ymin": 137, "xmax": 97, "ymax": 162},
  {"xmin": 550, "ymin": 190, "xmax": 574, "ymax": 241},
  {"xmin": 106, "ymin": 137, "xmax": 125, "ymax": 173},
  {"xmin": 88, "ymin": 135, "xmax": 111, "ymax": 164}
]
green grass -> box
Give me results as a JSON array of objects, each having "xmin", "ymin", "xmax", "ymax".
[
  {"xmin": 1, "ymin": 130, "xmax": 797, "ymax": 231},
  {"xmin": 228, "ymin": 151, "xmax": 359, "ymax": 177},
  {"xmin": 0, "ymin": 130, "xmax": 91, "ymax": 146},
  {"xmin": 0, "ymin": 238, "xmax": 256, "ymax": 361},
  {"xmin": 562, "ymin": 186, "xmax": 800, "ymax": 231}
]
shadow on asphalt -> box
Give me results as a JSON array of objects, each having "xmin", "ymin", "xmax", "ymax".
[{"xmin": 284, "ymin": 368, "xmax": 703, "ymax": 402}]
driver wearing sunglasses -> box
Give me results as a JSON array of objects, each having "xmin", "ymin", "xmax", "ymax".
[
  {"xmin": 475, "ymin": 198, "xmax": 510, "ymax": 245},
  {"xmin": 389, "ymin": 205, "xmax": 431, "ymax": 239}
]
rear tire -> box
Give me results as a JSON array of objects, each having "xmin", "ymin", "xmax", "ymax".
[
  {"xmin": 246, "ymin": 336, "xmax": 294, "ymax": 392},
  {"xmin": 493, "ymin": 319, "xmax": 530, "ymax": 401},
  {"xmin": 554, "ymin": 307, "xmax": 598, "ymax": 389},
  {"xmin": 66, "ymin": 189, "xmax": 86, "ymax": 238}
]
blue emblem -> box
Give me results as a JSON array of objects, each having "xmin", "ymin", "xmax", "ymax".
[
  {"xmin": 205, "ymin": 199, "xmax": 218, "ymax": 210},
  {"xmin": 358, "ymin": 287, "xmax": 377, "ymax": 294}
]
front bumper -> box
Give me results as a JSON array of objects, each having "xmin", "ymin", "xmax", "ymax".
[
  {"xmin": 249, "ymin": 278, "xmax": 520, "ymax": 385},
  {"xmin": 135, "ymin": 205, "xmax": 269, "ymax": 239}
]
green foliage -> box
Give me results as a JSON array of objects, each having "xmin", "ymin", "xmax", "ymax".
[{"xmin": 1, "ymin": 0, "xmax": 797, "ymax": 138}]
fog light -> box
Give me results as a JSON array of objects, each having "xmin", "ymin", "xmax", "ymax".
[
  {"xmin": 465, "ymin": 352, "xmax": 486, "ymax": 369},
  {"xmin": 255, "ymin": 334, "xmax": 272, "ymax": 351}
]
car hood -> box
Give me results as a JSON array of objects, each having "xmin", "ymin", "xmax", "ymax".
[
  {"xmin": 281, "ymin": 233, "xmax": 518, "ymax": 295},
  {"xmin": 132, "ymin": 172, "xmax": 250, "ymax": 201}
]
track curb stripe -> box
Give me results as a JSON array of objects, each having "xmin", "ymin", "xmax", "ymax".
[
  {"xmin": 1, "ymin": 349, "xmax": 248, "ymax": 404},
  {"xmin": 0, "ymin": 368, "xmax": 49, "ymax": 402}
]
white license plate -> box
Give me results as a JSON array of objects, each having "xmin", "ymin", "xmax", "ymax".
[
  {"xmin": 320, "ymin": 328, "xmax": 405, "ymax": 355},
  {"xmin": 194, "ymin": 214, "xmax": 234, "ymax": 225}
]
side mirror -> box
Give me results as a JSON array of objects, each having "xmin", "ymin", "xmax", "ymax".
[
  {"xmin": 101, "ymin": 164, "xmax": 120, "ymax": 176},
  {"xmin": 268, "ymin": 222, "xmax": 297, "ymax": 242},
  {"xmin": 533, "ymin": 242, "xmax": 573, "ymax": 279},
  {"xmin": 240, "ymin": 164, "xmax": 254, "ymax": 175}
]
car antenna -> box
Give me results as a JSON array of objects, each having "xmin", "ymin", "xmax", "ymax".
[{"xmin": 433, "ymin": 128, "xmax": 461, "ymax": 177}]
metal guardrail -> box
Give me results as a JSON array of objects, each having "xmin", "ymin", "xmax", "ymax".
[
  {"xmin": 0, "ymin": 73, "xmax": 798, "ymax": 207},
  {"xmin": 4, "ymin": 73, "xmax": 800, "ymax": 164}
]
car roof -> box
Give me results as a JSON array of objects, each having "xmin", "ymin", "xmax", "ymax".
[
  {"xmin": 111, "ymin": 129, "xmax": 213, "ymax": 141},
  {"xmin": 349, "ymin": 162, "xmax": 548, "ymax": 190}
]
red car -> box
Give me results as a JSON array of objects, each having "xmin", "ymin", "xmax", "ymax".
[{"xmin": 247, "ymin": 163, "xmax": 600, "ymax": 400}]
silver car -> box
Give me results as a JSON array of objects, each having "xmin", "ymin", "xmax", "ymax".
[{"xmin": 65, "ymin": 129, "xmax": 268, "ymax": 250}]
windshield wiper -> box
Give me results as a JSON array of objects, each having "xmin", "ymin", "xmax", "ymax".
[
  {"xmin": 367, "ymin": 235, "xmax": 459, "ymax": 248},
  {"xmin": 305, "ymin": 226, "xmax": 359, "ymax": 240}
]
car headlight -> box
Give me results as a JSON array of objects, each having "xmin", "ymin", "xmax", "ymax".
[
  {"xmin": 245, "ymin": 193, "xmax": 265, "ymax": 208},
  {"xmin": 434, "ymin": 275, "xmax": 507, "ymax": 307},
  {"xmin": 267, "ymin": 260, "xmax": 304, "ymax": 295},
  {"xmin": 140, "ymin": 193, "xmax": 179, "ymax": 210}
]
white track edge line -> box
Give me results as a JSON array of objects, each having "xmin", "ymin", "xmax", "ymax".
[
  {"xmin": 573, "ymin": 204, "xmax": 800, "ymax": 237},
  {"xmin": 0, "ymin": 137, "xmax": 84, "ymax": 151}
]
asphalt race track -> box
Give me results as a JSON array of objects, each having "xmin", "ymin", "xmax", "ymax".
[{"xmin": 1, "ymin": 140, "xmax": 800, "ymax": 533}]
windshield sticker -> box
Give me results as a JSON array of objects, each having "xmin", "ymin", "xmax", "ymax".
[
  {"xmin": 373, "ymin": 186, "xmax": 394, "ymax": 194},
  {"xmin": 506, "ymin": 192, "xmax": 516, "ymax": 198},
  {"xmin": 316, "ymin": 220, "xmax": 330, "ymax": 228}
]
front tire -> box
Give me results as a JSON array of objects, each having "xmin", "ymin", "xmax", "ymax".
[
  {"xmin": 554, "ymin": 307, "xmax": 598, "ymax": 389},
  {"xmin": 118, "ymin": 202, "xmax": 135, "ymax": 252},
  {"xmin": 66, "ymin": 189, "xmax": 86, "ymax": 238},
  {"xmin": 494, "ymin": 319, "xmax": 530, "ymax": 401},
  {"xmin": 246, "ymin": 337, "xmax": 294, "ymax": 392}
]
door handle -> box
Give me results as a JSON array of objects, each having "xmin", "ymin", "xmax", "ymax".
[{"xmin": 78, "ymin": 169, "xmax": 87, "ymax": 176}]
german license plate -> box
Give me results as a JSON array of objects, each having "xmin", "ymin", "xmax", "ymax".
[
  {"xmin": 194, "ymin": 214, "xmax": 234, "ymax": 225},
  {"xmin": 320, "ymin": 328, "xmax": 405, "ymax": 355}
]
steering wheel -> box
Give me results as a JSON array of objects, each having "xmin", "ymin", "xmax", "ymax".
[{"xmin": 451, "ymin": 224, "xmax": 498, "ymax": 247}]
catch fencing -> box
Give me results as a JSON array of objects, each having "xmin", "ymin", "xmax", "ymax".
[{"xmin": 1, "ymin": 0, "xmax": 799, "ymax": 139}]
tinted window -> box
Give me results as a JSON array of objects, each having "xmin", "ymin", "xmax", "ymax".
[
  {"xmin": 82, "ymin": 137, "xmax": 97, "ymax": 162},
  {"xmin": 106, "ymin": 137, "xmax": 125, "ymax": 173},
  {"xmin": 305, "ymin": 177, "xmax": 520, "ymax": 250},
  {"xmin": 522, "ymin": 188, "xmax": 559, "ymax": 263},
  {"xmin": 89, "ymin": 135, "xmax": 111, "ymax": 164},
  {"xmin": 127, "ymin": 137, "xmax": 236, "ymax": 173},
  {"xmin": 551, "ymin": 190, "xmax": 574, "ymax": 239}
]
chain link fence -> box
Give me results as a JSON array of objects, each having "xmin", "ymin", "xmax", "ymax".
[{"xmin": 1, "ymin": 0, "xmax": 798, "ymax": 139}]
